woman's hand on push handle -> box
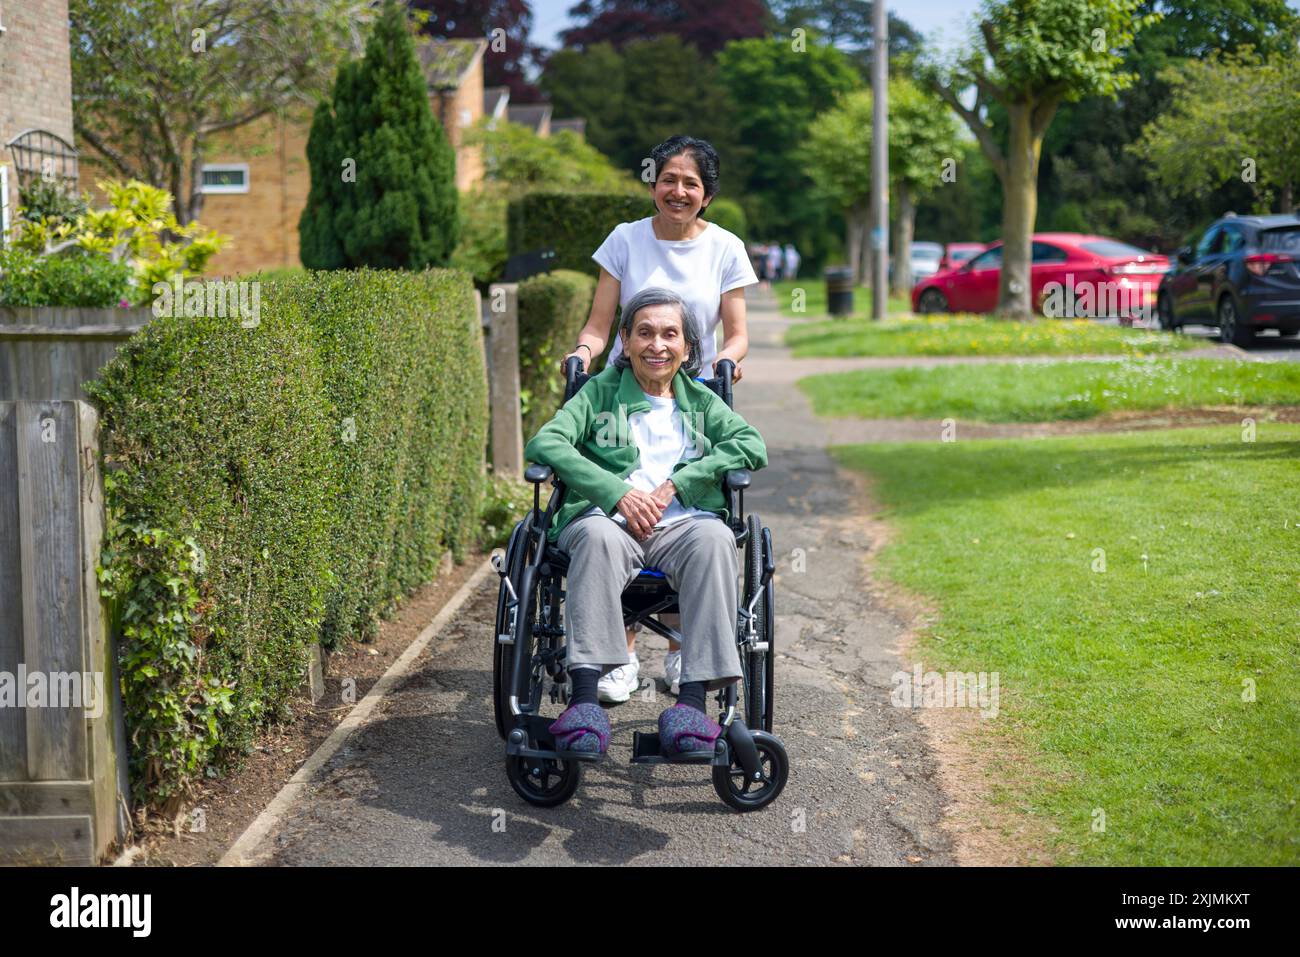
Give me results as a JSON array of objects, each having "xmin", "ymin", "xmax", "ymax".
[
  {"xmin": 563, "ymin": 343, "xmax": 592, "ymax": 373},
  {"xmin": 617, "ymin": 488, "xmax": 664, "ymax": 540}
]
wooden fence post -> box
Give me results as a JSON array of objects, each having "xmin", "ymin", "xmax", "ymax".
[
  {"xmin": 0, "ymin": 400, "xmax": 126, "ymax": 864},
  {"xmin": 484, "ymin": 283, "xmax": 524, "ymax": 480},
  {"xmin": 0, "ymin": 306, "xmax": 151, "ymax": 402}
]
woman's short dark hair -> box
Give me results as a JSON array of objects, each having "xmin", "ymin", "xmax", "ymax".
[
  {"xmin": 615, "ymin": 286, "xmax": 703, "ymax": 378},
  {"xmin": 649, "ymin": 135, "xmax": 720, "ymax": 216}
]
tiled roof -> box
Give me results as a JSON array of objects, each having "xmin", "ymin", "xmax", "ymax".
[
  {"xmin": 418, "ymin": 37, "xmax": 487, "ymax": 89},
  {"xmin": 507, "ymin": 104, "xmax": 551, "ymax": 133},
  {"xmin": 484, "ymin": 85, "xmax": 510, "ymax": 117}
]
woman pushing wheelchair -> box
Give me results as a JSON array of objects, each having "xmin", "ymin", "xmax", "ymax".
[{"xmin": 523, "ymin": 286, "xmax": 766, "ymax": 760}]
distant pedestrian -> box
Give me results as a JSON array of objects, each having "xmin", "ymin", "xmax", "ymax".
[
  {"xmin": 765, "ymin": 243, "xmax": 783, "ymax": 286},
  {"xmin": 783, "ymin": 243, "xmax": 801, "ymax": 280}
]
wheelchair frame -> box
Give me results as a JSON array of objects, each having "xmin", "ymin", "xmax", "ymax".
[{"xmin": 491, "ymin": 358, "xmax": 787, "ymax": 811}]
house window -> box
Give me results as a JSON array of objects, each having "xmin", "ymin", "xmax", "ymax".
[{"xmin": 200, "ymin": 163, "xmax": 250, "ymax": 194}]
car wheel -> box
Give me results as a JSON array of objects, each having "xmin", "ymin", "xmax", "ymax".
[
  {"xmin": 1217, "ymin": 295, "xmax": 1253, "ymax": 348},
  {"xmin": 917, "ymin": 289, "xmax": 949, "ymax": 314},
  {"xmin": 1157, "ymin": 292, "xmax": 1179, "ymax": 332}
]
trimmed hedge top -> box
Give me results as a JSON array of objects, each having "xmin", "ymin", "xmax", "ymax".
[{"xmin": 507, "ymin": 192, "xmax": 655, "ymax": 278}]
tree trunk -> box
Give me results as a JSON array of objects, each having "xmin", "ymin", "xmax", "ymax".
[
  {"xmin": 847, "ymin": 204, "xmax": 868, "ymax": 284},
  {"xmin": 998, "ymin": 102, "xmax": 1040, "ymax": 319},
  {"xmin": 857, "ymin": 216, "xmax": 871, "ymax": 289},
  {"xmin": 1280, "ymin": 182, "xmax": 1294, "ymax": 213},
  {"xmin": 183, "ymin": 146, "xmax": 207, "ymax": 226},
  {"xmin": 891, "ymin": 183, "xmax": 915, "ymax": 298}
]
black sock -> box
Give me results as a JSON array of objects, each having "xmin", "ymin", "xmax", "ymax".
[
  {"xmin": 570, "ymin": 667, "xmax": 600, "ymax": 706},
  {"xmin": 678, "ymin": 680, "xmax": 707, "ymax": 714}
]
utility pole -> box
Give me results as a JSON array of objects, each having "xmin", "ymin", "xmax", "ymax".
[{"xmin": 870, "ymin": 0, "xmax": 888, "ymax": 320}]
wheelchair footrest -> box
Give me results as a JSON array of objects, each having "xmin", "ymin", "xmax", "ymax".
[
  {"xmin": 630, "ymin": 731, "xmax": 727, "ymax": 766},
  {"xmin": 506, "ymin": 714, "xmax": 606, "ymax": 763}
]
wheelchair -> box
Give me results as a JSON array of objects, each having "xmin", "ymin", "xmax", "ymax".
[{"xmin": 491, "ymin": 357, "xmax": 788, "ymax": 812}]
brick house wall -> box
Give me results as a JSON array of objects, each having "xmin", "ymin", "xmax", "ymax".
[
  {"xmin": 199, "ymin": 113, "xmax": 312, "ymax": 276},
  {"xmin": 200, "ymin": 38, "xmax": 487, "ymax": 276},
  {"xmin": 0, "ymin": 0, "xmax": 75, "ymax": 222},
  {"xmin": 429, "ymin": 42, "xmax": 485, "ymax": 192}
]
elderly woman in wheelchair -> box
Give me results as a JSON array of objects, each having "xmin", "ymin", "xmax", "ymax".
[{"xmin": 494, "ymin": 285, "xmax": 787, "ymax": 811}]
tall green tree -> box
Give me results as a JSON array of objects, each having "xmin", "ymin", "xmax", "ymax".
[
  {"xmin": 769, "ymin": 0, "xmax": 925, "ymax": 80},
  {"xmin": 300, "ymin": 1, "xmax": 459, "ymax": 269},
  {"xmin": 925, "ymin": 0, "xmax": 1157, "ymax": 317},
  {"xmin": 803, "ymin": 80, "xmax": 960, "ymax": 288},
  {"xmin": 70, "ymin": 0, "xmax": 377, "ymax": 225},
  {"xmin": 540, "ymin": 36, "xmax": 748, "ymax": 190},
  {"xmin": 715, "ymin": 36, "xmax": 861, "ymax": 265},
  {"xmin": 1131, "ymin": 48, "xmax": 1300, "ymax": 213},
  {"xmin": 1036, "ymin": 0, "xmax": 1300, "ymax": 249}
]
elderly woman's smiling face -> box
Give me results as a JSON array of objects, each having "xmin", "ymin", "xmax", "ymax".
[{"xmin": 622, "ymin": 304, "xmax": 687, "ymax": 396}]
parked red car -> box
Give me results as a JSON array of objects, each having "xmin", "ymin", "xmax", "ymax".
[
  {"xmin": 939, "ymin": 242, "xmax": 984, "ymax": 272},
  {"xmin": 912, "ymin": 234, "xmax": 1169, "ymax": 320}
]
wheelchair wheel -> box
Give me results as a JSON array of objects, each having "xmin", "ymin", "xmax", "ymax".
[
  {"xmin": 742, "ymin": 514, "xmax": 774, "ymax": 733},
  {"xmin": 494, "ymin": 512, "xmax": 537, "ymax": 740},
  {"xmin": 507, "ymin": 754, "xmax": 582, "ymax": 808},
  {"xmin": 711, "ymin": 731, "xmax": 788, "ymax": 812}
]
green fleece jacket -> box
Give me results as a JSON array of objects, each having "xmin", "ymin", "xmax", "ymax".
[{"xmin": 523, "ymin": 363, "xmax": 768, "ymax": 542}]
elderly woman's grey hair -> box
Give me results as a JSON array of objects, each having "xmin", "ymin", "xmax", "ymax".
[{"xmin": 614, "ymin": 286, "xmax": 703, "ymax": 377}]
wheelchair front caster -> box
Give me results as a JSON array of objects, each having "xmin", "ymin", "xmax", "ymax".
[
  {"xmin": 506, "ymin": 754, "xmax": 582, "ymax": 808},
  {"xmin": 711, "ymin": 731, "xmax": 788, "ymax": 812}
]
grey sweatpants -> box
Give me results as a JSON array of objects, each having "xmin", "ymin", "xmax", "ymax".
[{"xmin": 556, "ymin": 512, "xmax": 742, "ymax": 689}]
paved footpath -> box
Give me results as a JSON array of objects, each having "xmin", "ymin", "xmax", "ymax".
[{"xmin": 243, "ymin": 292, "xmax": 956, "ymax": 866}]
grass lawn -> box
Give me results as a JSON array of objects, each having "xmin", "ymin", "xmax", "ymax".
[
  {"xmin": 799, "ymin": 357, "xmax": 1300, "ymax": 422},
  {"xmin": 835, "ymin": 425, "xmax": 1300, "ymax": 864},
  {"xmin": 772, "ymin": 278, "xmax": 911, "ymax": 320},
  {"xmin": 786, "ymin": 313, "xmax": 1197, "ymax": 358}
]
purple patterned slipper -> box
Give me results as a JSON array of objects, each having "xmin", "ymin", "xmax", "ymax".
[
  {"xmin": 658, "ymin": 703, "xmax": 722, "ymax": 757},
  {"xmin": 548, "ymin": 702, "xmax": 610, "ymax": 754}
]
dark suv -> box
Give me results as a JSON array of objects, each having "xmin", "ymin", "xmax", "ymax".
[{"xmin": 1157, "ymin": 213, "xmax": 1300, "ymax": 346}]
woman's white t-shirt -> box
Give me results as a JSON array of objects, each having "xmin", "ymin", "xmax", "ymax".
[
  {"xmin": 593, "ymin": 217, "xmax": 758, "ymax": 377},
  {"xmin": 585, "ymin": 392, "xmax": 716, "ymax": 529}
]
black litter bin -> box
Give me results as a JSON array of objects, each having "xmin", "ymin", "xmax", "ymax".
[{"xmin": 824, "ymin": 266, "xmax": 854, "ymax": 317}]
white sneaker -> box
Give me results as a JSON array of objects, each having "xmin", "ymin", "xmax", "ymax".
[
  {"xmin": 597, "ymin": 655, "xmax": 639, "ymax": 703},
  {"xmin": 663, "ymin": 650, "xmax": 682, "ymax": 696}
]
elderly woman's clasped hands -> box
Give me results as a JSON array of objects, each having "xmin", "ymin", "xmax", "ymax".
[{"xmin": 617, "ymin": 480, "xmax": 677, "ymax": 540}]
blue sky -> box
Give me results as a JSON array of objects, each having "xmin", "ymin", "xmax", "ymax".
[
  {"xmin": 528, "ymin": 0, "xmax": 1300, "ymax": 55},
  {"xmin": 528, "ymin": 1, "xmax": 991, "ymax": 54}
]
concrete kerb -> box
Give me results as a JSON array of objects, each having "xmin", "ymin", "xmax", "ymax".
[{"xmin": 217, "ymin": 558, "xmax": 496, "ymax": 866}]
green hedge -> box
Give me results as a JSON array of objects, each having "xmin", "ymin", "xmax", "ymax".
[
  {"xmin": 0, "ymin": 247, "xmax": 134, "ymax": 307},
  {"xmin": 507, "ymin": 192, "xmax": 654, "ymax": 278},
  {"xmin": 516, "ymin": 269, "xmax": 597, "ymax": 439},
  {"xmin": 89, "ymin": 268, "xmax": 486, "ymax": 808}
]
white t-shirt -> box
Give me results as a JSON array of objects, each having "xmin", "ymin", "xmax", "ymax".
[
  {"xmin": 586, "ymin": 392, "xmax": 716, "ymax": 529},
  {"xmin": 593, "ymin": 217, "xmax": 758, "ymax": 377}
]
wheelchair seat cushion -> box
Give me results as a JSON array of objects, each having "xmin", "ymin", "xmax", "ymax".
[
  {"xmin": 658, "ymin": 703, "xmax": 722, "ymax": 757},
  {"xmin": 549, "ymin": 702, "xmax": 611, "ymax": 754}
]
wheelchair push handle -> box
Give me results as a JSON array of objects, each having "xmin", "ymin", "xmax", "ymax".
[
  {"xmin": 713, "ymin": 358, "xmax": 735, "ymax": 407},
  {"xmin": 761, "ymin": 526, "xmax": 775, "ymax": 588},
  {"xmin": 562, "ymin": 354, "xmax": 586, "ymax": 403}
]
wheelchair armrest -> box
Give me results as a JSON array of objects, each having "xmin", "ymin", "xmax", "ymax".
[
  {"xmin": 524, "ymin": 463, "xmax": 553, "ymax": 484},
  {"xmin": 724, "ymin": 469, "xmax": 751, "ymax": 491}
]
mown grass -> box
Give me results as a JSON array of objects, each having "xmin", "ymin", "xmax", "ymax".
[
  {"xmin": 772, "ymin": 278, "xmax": 911, "ymax": 320},
  {"xmin": 799, "ymin": 357, "xmax": 1300, "ymax": 422},
  {"xmin": 835, "ymin": 425, "xmax": 1300, "ymax": 864},
  {"xmin": 786, "ymin": 313, "xmax": 1197, "ymax": 358}
]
